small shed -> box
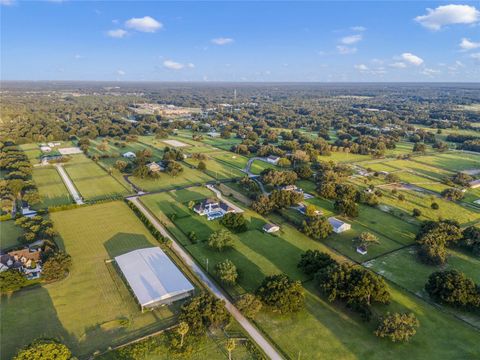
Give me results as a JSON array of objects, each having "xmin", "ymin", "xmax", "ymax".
[
  {"xmin": 263, "ymin": 223, "xmax": 280, "ymax": 233},
  {"xmin": 328, "ymin": 217, "xmax": 351, "ymax": 233}
]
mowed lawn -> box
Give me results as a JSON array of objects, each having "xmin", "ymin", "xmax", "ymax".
[
  {"xmin": 129, "ymin": 164, "xmax": 213, "ymax": 192},
  {"xmin": 0, "ymin": 220, "xmax": 23, "ymax": 251},
  {"xmin": 0, "ymin": 202, "xmax": 180, "ymax": 359},
  {"xmin": 64, "ymin": 155, "xmax": 129, "ymax": 200},
  {"xmin": 32, "ymin": 166, "xmax": 72, "ymax": 207}
]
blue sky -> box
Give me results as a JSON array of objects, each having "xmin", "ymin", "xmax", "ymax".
[{"xmin": 1, "ymin": 1, "xmax": 479, "ymax": 81}]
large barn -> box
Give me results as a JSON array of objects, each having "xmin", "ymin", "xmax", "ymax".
[{"xmin": 115, "ymin": 247, "xmax": 194, "ymax": 311}]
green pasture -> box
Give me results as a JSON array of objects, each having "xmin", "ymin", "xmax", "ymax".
[
  {"xmin": 64, "ymin": 155, "xmax": 129, "ymax": 200},
  {"xmin": 0, "ymin": 202, "xmax": 183, "ymax": 359},
  {"xmin": 185, "ymin": 157, "xmax": 244, "ymax": 180},
  {"xmin": 32, "ymin": 166, "xmax": 72, "ymax": 207},
  {"xmin": 412, "ymin": 152, "xmax": 480, "ymax": 173},
  {"xmin": 0, "ymin": 220, "xmax": 23, "ymax": 251}
]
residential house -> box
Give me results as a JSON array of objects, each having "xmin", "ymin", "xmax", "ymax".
[
  {"xmin": 266, "ymin": 155, "xmax": 280, "ymax": 165},
  {"xmin": 0, "ymin": 248, "xmax": 43, "ymax": 279},
  {"xmin": 328, "ymin": 217, "xmax": 351, "ymax": 233},
  {"xmin": 147, "ymin": 162, "xmax": 164, "ymax": 173},
  {"xmin": 193, "ymin": 198, "xmax": 235, "ymax": 220},
  {"xmin": 207, "ymin": 131, "xmax": 221, "ymax": 138}
]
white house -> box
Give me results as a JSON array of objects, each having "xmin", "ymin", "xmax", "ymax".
[
  {"xmin": 263, "ymin": 223, "xmax": 280, "ymax": 233},
  {"xmin": 123, "ymin": 152, "xmax": 136, "ymax": 159},
  {"xmin": 266, "ymin": 155, "xmax": 280, "ymax": 165},
  {"xmin": 40, "ymin": 146, "xmax": 52, "ymax": 153},
  {"xmin": 21, "ymin": 207, "xmax": 37, "ymax": 218},
  {"xmin": 193, "ymin": 198, "xmax": 235, "ymax": 220},
  {"xmin": 328, "ymin": 217, "xmax": 351, "ymax": 233},
  {"xmin": 207, "ymin": 131, "xmax": 221, "ymax": 138}
]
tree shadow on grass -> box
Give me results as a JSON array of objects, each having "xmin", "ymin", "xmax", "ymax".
[{"xmin": 0, "ymin": 287, "xmax": 75, "ymax": 359}]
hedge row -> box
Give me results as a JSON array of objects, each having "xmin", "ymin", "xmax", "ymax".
[{"xmin": 126, "ymin": 200, "xmax": 167, "ymax": 244}]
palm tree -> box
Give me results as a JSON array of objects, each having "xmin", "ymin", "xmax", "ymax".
[
  {"xmin": 177, "ymin": 321, "xmax": 189, "ymax": 347},
  {"xmin": 226, "ymin": 338, "xmax": 236, "ymax": 360}
]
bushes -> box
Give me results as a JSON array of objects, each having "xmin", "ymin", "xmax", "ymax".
[
  {"xmin": 301, "ymin": 217, "xmax": 333, "ymax": 240},
  {"xmin": 0, "ymin": 269, "xmax": 27, "ymax": 293},
  {"xmin": 220, "ymin": 212, "xmax": 247, "ymax": 232},
  {"xmin": 13, "ymin": 339, "xmax": 72, "ymax": 360},
  {"xmin": 41, "ymin": 251, "xmax": 72, "ymax": 282}
]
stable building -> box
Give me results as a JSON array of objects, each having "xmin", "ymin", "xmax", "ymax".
[{"xmin": 115, "ymin": 247, "xmax": 194, "ymax": 311}]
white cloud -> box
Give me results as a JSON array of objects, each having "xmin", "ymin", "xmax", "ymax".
[
  {"xmin": 0, "ymin": 0, "xmax": 15, "ymax": 5},
  {"xmin": 163, "ymin": 60, "xmax": 194, "ymax": 70},
  {"xmin": 351, "ymin": 26, "xmax": 366, "ymax": 32},
  {"xmin": 415, "ymin": 4, "xmax": 480, "ymax": 30},
  {"xmin": 460, "ymin": 38, "xmax": 480, "ymax": 50},
  {"xmin": 354, "ymin": 64, "xmax": 369, "ymax": 71},
  {"xmin": 401, "ymin": 52, "xmax": 424, "ymax": 66},
  {"xmin": 107, "ymin": 29, "xmax": 128, "ymax": 38},
  {"xmin": 336, "ymin": 45, "xmax": 357, "ymax": 54},
  {"xmin": 125, "ymin": 16, "xmax": 162, "ymax": 33},
  {"xmin": 389, "ymin": 62, "xmax": 407, "ymax": 68},
  {"xmin": 211, "ymin": 37, "xmax": 234, "ymax": 45},
  {"xmin": 471, "ymin": 53, "xmax": 480, "ymax": 60},
  {"xmin": 74, "ymin": 54, "xmax": 83, "ymax": 59},
  {"xmin": 117, "ymin": 70, "xmax": 126, "ymax": 76},
  {"xmin": 341, "ymin": 34, "xmax": 362, "ymax": 45},
  {"xmin": 421, "ymin": 68, "xmax": 440, "ymax": 76}
]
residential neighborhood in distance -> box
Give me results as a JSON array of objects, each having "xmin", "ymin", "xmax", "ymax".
[{"xmin": 1, "ymin": 1, "xmax": 480, "ymax": 359}]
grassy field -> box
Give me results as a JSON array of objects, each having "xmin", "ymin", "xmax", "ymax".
[
  {"xmin": 365, "ymin": 247, "xmax": 480, "ymax": 328},
  {"xmin": 255, "ymin": 282, "xmax": 480, "ymax": 360},
  {"xmin": 185, "ymin": 157, "xmax": 245, "ymax": 180},
  {"xmin": 140, "ymin": 188, "xmax": 480, "ymax": 360},
  {"xmin": 0, "ymin": 202, "xmax": 184, "ymax": 359},
  {"xmin": 412, "ymin": 152, "xmax": 480, "ymax": 172},
  {"xmin": 250, "ymin": 159, "xmax": 278, "ymax": 175},
  {"xmin": 32, "ymin": 166, "xmax": 72, "ymax": 207},
  {"xmin": 377, "ymin": 188, "xmax": 480, "ymax": 226},
  {"xmin": 210, "ymin": 151, "xmax": 249, "ymax": 170},
  {"xmin": 0, "ymin": 220, "xmax": 23, "ymax": 251},
  {"xmin": 129, "ymin": 165, "xmax": 213, "ymax": 192},
  {"xmin": 64, "ymin": 155, "xmax": 129, "ymax": 201}
]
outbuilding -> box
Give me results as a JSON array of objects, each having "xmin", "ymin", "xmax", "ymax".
[
  {"xmin": 123, "ymin": 152, "xmax": 136, "ymax": 159},
  {"xmin": 115, "ymin": 247, "xmax": 194, "ymax": 311},
  {"xmin": 328, "ymin": 217, "xmax": 351, "ymax": 233},
  {"xmin": 263, "ymin": 223, "xmax": 280, "ymax": 233}
]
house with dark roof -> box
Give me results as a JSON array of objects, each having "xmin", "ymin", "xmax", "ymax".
[
  {"xmin": 193, "ymin": 198, "xmax": 235, "ymax": 220},
  {"xmin": 263, "ymin": 223, "xmax": 280, "ymax": 233}
]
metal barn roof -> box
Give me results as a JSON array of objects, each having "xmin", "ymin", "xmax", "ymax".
[{"xmin": 115, "ymin": 247, "xmax": 194, "ymax": 307}]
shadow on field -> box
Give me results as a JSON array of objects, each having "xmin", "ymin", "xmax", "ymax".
[
  {"xmin": 0, "ymin": 287, "xmax": 75, "ymax": 359},
  {"xmin": 104, "ymin": 233, "xmax": 155, "ymax": 259}
]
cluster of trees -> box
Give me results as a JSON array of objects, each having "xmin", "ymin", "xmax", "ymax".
[
  {"xmin": 260, "ymin": 169, "xmax": 297, "ymax": 187},
  {"xmin": 302, "ymin": 216, "xmax": 333, "ymax": 240},
  {"xmin": 415, "ymin": 220, "xmax": 463, "ymax": 265},
  {"xmin": 425, "ymin": 270, "xmax": 480, "ymax": 310},
  {"xmin": 449, "ymin": 172, "xmax": 473, "ymax": 187},
  {"xmin": 13, "ymin": 339, "xmax": 72, "ymax": 360},
  {"xmin": 441, "ymin": 188, "xmax": 464, "ymax": 201},
  {"xmin": 220, "ymin": 213, "xmax": 247, "ymax": 232},
  {"xmin": 298, "ymin": 250, "xmax": 390, "ymax": 320},
  {"xmin": 255, "ymin": 274, "xmax": 305, "ymax": 314},
  {"xmin": 208, "ymin": 229, "xmax": 234, "ymax": 251},
  {"xmin": 179, "ymin": 293, "xmax": 231, "ymax": 335},
  {"xmin": 215, "ymin": 259, "xmax": 238, "ymax": 285},
  {"xmin": 0, "ymin": 141, "xmax": 40, "ymax": 215},
  {"xmin": 16, "ymin": 216, "xmax": 56, "ymax": 243},
  {"xmin": 238, "ymin": 177, "xmax": 260, "ymax": 198},
  {"xmin": 251, "ymin": 190, "xmax": 303, "ymax": 215}
]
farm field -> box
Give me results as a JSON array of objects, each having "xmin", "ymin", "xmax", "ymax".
[
  {"xmin": 0, "ymin": 202, "xmax": 183, "ymax": 359},
  {"xmin": 250, "ymin": 159, "xmax": 278, "ymax": 175},
  {"xmin": 0, "ymin": 220, "xmax": 23, "ymax": 251},
  {"xmin": 88, "ymin": 138, "xmax": 163, "ymax": 161},
  {"xmin": 64, "ymin": 155, "xmax": 129, "ymax": 201},
  {"xmin": 210, "ymin": 151, "xmax": 249, "ymax": 170},
  {"xmin": 32, "ymin": 166, "xmax": 72, "ymax": 207}
]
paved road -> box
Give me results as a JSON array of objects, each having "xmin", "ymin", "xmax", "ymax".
[
  {"xmin": 205, "ymin": 184, "xmax": 244, "ymax": 213},
  {"xmin": 55, "ymin": 164, "xmax": 84, "ymax": 205},
  {"xmin": 128, "ymin": 197, "xmax": 284, "ymax": 360},
  {"xmin": 242, "ymin": 157, "xmax": 270, "ymax": 195}
]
